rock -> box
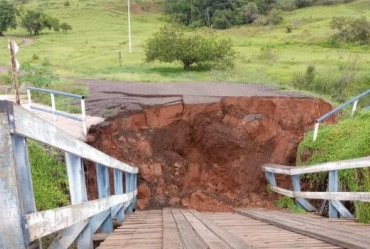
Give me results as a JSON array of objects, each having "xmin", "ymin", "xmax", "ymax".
[
  {"xmin": 169, "ymin": 197, "xmax": 180, "ymax": 205},
  {"xmin": 137, "ymin": 183, "xmax": 151, "ymax": 210},
  {"xmin": 85, "ymin": 134, "xmax": 96, "ymax": 143},
  {"xmin": 140, "ymin": 163, "xmax": 162, "ymax": 182}
]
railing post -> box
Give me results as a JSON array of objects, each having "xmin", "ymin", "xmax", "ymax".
[
  {"xmin": 114, "ymin": 169, "xmax": 125, "ymax": 222},
  {"xmin": 27, "ymin": 88, "xmax": 32, "ymax": 109},
  {"xmin": 265, "ymin": 172, "xmax": 277, "ymax": 187},
  {"xmin": 0, "ymin": 102, "xmax": 27, "ymax": 249},
  {"xmin": 66, "ymin": 153, "xmax": 93, "ymax": 249},
  {"xmin": 329, "ymin": 170, "xmax": 339, "ymax": 218},
  {"xmin": 50, "ymin": 93, "xmax": 56, "ymax": 121},
  {"xmin": 133, "ymin": 173, "xmax": 137, "ymax": 211},
  {"xmin": 126, "ymin": 172, "xmax": 134, "ymax": 214},
  {"xmin": 291, "ymin": 175, "xmax": 316, "ymax": 212},
  {"xmin": 351, "ymin": 100, "xmax": 358, "ymax": 117},
  {"xmin": 81, "ymin": 98, "xmax": 87, "ymax": 135},
  {"xmin": 313, "ymin": 122, "xmax": 319, "ymax": 141},
  {"xmin": 96, "ymin": 163, "xmax": 113, "ymax": 233}
]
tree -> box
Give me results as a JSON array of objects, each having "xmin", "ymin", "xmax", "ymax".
[
  {"xmin": 60, "ymin": 22, "xmax": 72, "ymax": 34},
  {"xmin": 243, "ymin": 2, "xmax": 259, "ymax": 24},
  {"xmin": 144, "ymin": 26, "xmax": 236, "ymax": 70},
  {"xmin": 0, "ymin": 1, "xmax": 17, "ymax": 36},
  {"xmin": 20, "ymin": 10, "xmax": 60, "ymax": 35}
]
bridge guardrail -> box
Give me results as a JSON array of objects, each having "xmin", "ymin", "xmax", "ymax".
[
  {"xmin": 263, "ymin": 157, "xmax": 370, "ymax": 219},
  {"xmin": 0, "ymin": 100, "xmax": 138, "ymax": 249},
  {"xmin": 27, "ymin": 87, "xmax": 88, "ymax": 135},
  {"xmin": 313, "ymin": 89, "xmax": 370, "ymax": 141}
]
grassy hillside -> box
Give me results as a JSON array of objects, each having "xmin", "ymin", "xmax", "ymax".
[
  {"xmin": 0, "ymin": 0, "xmax": 369, "ymax": 91},
  {"xmin": 297, "ymin": 111, "xmax": 370, "ymax": 222}
]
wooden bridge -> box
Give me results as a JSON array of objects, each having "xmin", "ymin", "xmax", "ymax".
[{"xmin": 1, "ymin": 100, "xmax": 370, "ymax": 249}]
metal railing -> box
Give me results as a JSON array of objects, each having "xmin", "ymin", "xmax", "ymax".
[
  {"xmin": 0, "ymin": 100, "xmax": 138, "ymax": 249},
  {"xmin": 27, "ymin": 87, "xmax": 88, "ymax": 135},
  {"xmin": 263, "ymin": 157, "xmax": 370, "ymax": 218},
  {"xmin": 313, "ymin": 89, "xmax": 370, "ymax": 141}
]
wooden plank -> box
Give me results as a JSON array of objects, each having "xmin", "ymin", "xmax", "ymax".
[
  {"xmin": 24, "ymin": 191, "xmax": 136, "ymax": 241},
  {"xmin": 0, "ymin": 104, "xmax": 27, "ymax": 248},
  {"xmin": 330, "ymin": 200, "xmax": 353, "ymax": 218},
  {"xmin": 11, "ymin": 104, "xmax": 138, "ymax": 174},
  {"xmin": 181, "ymin": 209, "xmax": 229, "ymax": 249},
  {"xmin": 163, "ymin": 208, "xmax": 183, "ymax": 249},
  {"xmin": 171, "ymin": 209, "xmax": 208, "ymax": 249},
  {"xmin": 264, "ymin": 157, "xmax": 370, "ymax": 175},
  {"xmin": 205, "ymin": 212, "xmax": 341, "ymax": 249},
  {"xmin": 265, "ymin": 172, "xmax": 277, "ymax": 187},
  {"xmin": 271, "ymin": 186, "xmax": 370, "ymax": 202},
  {"xmin": 189, "ymin": 210, "xmax": 251, "ymax": 249},
  {"xmin": 235, "ymin": 209, "xmax": 370, "ymax": 249}
]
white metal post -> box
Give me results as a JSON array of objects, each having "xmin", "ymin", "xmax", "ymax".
[
  {"xmin": 27, "ymin": 89, "xmax": 32, "ymax": 109},
  {"xmin": 351, "ymin": 100, "xmax": 358, "ymax": 117},
  {"xmin": 128, "ymin": 0, "xmax": 132, "ymax": 53},
  {"xmin": 51, "ymin": 93, "xmax": 56, "ymax": 121},
  {"xmin": 81, "ymin": 99, "xmax": 87, "ymax": 135},
  {"xmin": 313, "ymin": 122, "xmax": 320, "ymax": 141}
]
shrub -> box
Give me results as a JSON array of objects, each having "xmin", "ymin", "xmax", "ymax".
[
  {"xmin": 267, "ymin": 8, "xmax": 284, "ymax": 25},
  {"xmin": 64, "ymin": 1, "xmax": 70, "ymax": 6},
  {"xmin": 330, "ymin": 16, "xmax": 370, "ymax": 44},
  {"xmin": 19, "ymin": 63, "xmax": 59, "ymax": 88},
  {"xmin": 144, "ymin": 26, "xmax": 236, "ymax": 70}
]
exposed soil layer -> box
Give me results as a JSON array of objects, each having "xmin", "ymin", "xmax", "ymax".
[{"xmin": 87, "ymin": 96, "xmax": 333, "ymax": 211}]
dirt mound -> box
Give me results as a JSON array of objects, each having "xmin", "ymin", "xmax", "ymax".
[{"xmin": 87, "ymin": 96, "xmax": 333, "ymax": 211}]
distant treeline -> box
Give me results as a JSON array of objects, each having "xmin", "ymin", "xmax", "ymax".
[{"xmin": 163, "ymin": 0, "xmax": 354, "ymax": 29}]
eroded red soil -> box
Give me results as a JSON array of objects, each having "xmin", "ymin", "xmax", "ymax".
[{"xmin": 87, "ymin": 96, "xmax": 333, "ymax": 211}]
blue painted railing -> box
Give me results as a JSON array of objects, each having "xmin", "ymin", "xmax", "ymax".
[
  {"xmin": 0, "ymin": 100, "xmax": 138, "ymax": 249},
  {"xmin": 313, "ymin": 89, "xmax": 370, "ymax": 141},
  {"xmin": 27, "ymin": 87, "xmax": 88, "ymax": 135},
  {"xmin": 263, "ymin": 157, "xmax": 370, "ymax": 218}
]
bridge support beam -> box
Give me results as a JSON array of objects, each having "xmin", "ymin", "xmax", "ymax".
[
  {"xmin": 114, "ymin": 169, "xmax": 125, "ymax": 221},
  {"xmin": 291, "ymin": 175, "xmax": 317, "ymax": 212},
  {"xmin": 96, "ymin": 164, "xmax": 114, "ymax": 233}
]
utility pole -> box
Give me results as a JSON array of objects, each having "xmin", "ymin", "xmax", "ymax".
[
  {"xmin": 8, "ymin": 40, "xmax": 20, "ymax": 105},
  {"xmin": 128, "ymin": 0, "xmax": 132, "ymax": 53}
]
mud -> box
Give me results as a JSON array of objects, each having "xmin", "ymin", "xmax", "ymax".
[{"xmin": 87, "ymin": 96, "xmax": 333, "ymax": 211}]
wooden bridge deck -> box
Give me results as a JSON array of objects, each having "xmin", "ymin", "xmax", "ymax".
[{"xmin": 97, "ymin": 208, "xmax": 370, "ymax": 249}]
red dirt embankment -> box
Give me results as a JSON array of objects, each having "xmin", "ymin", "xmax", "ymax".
[{"xmin": 87, "ymin": 96, "xmax": 333, "ymax": 211}]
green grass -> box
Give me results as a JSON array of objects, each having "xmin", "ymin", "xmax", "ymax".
[
  {"xmin": 0, "ymin": 0, "xmax": 370, "ymax": 87},
  {"xmin": 275, "ymin": 196, "xmax": 307, "ymax": 214},
  {"xmin": 297, "ymin": 111, "xmax": 370, "ymax": 222},
  {"xmin": 28, "ymin": 140, "xmax": 70, "ymax": 211}
]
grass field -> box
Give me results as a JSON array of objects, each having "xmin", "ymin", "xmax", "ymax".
[{"xmin": 0, "ymin": 0, "xmax": 369, "ymax": 91}]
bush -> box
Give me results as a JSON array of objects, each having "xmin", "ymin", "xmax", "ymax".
[
  {"xmin": 20, "ymin": 63, "xmax": 59, "ymax": 88},
  {"xmin": 144, "ymin": 26, "xmax": 236, "ymax": 70},
  {"xmin": 330, "ymin": 16, "xmax": 370, "ymax": 44},
  {"xmin": 267, "ymin": 8, "xmax": 284, "ymax": 25}
]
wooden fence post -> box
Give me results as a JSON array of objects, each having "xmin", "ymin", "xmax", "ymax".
[{"xmin": 0, "ymin": 101, "xmax": 27, "ymax": 248}]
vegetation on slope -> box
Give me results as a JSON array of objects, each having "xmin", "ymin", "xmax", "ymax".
[
  {"xmin": 28, "ymin": 140, "xmax": 70, "ymax": 211},
  {"xmin": 297, "ymin": 111, "xmax": 370, "ymax": 222}
]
